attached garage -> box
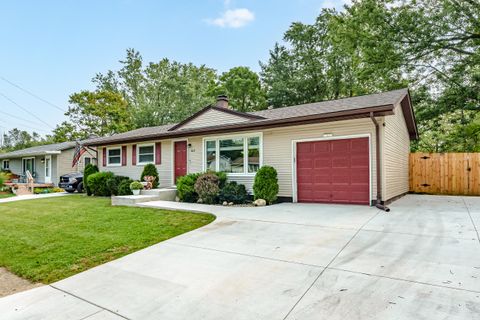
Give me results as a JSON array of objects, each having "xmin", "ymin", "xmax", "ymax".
[{"xmin": 295, "ymin": 136, "xmax": 370, "ymax": 204}]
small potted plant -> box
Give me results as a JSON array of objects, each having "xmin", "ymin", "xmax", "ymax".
[{"xmin": 130, "ymin": 181, "xmax": 144, "ymax": 195}]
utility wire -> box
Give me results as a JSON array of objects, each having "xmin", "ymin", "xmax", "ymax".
[
  {"xmin": 0, "ymin": 76, "xmax": 66, "ymax": 112},
  {"xmin": 0, "ymin": 92, "xmax": 54, "ymax": 129},
  {"xmin": 0, "ymin": 117, "xmax": 50, "ymax": 134},
  {"xmin": 0, "ymin": 109, "xmax": 46, "ymax": 127}
]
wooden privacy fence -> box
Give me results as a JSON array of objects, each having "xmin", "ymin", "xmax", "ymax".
[{"xmin": 409, "ymin": 153, "xmax": 480, "ymax": 195}]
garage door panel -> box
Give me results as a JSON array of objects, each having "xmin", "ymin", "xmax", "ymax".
[{"xmin": 296, "ymin": 137, "xmax": 370, "ymax": 205}]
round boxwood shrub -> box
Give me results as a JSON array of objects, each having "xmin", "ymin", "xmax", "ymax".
[
  {"xmin": 176, "ymin": 173, "xmax": 201, "ymax": 203},
  {"xmin": 83, "ymin": 164, "xmax": 99, "ymax": 196},
  {"xmin": 194, "ymin": 173, "xmax": 220, "ymax": 204},
  {"xmin": 87, "ymin": 171, "xmax": 115, "ymax": 196},
  {"xmin": 253, "ymin": 166, "xmax": 279, "ymax": 205},
  {"xmin": 219, "ymin": 181, "xmax": 248, "ymax": 204},
  {"xmin": 140, "ymin": 164, "xmax": 159, "ymax": 188},
  {"xmin": 118, "ymin": 179, "xmax": 134, "ymax": 196}
]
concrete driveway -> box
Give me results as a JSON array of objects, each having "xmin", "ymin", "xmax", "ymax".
[{"xmin": 1, "ymin": 194, "xmax": 480, "ymax": 319}]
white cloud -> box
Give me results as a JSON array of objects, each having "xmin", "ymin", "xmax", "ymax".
[{"xmin": 206, "ymin": 8, "xmax": 255, "ymax": 28}]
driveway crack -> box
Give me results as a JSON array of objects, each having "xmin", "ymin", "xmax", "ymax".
[
  {"xmin": 462, "ymin": 197, "xmax": 480, "ymax": 244},
  {"xmin": 281, "ymin": 210, "xmax": 381, "ymax": 320}
]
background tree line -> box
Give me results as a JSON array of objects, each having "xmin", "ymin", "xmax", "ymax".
[{"xmin": 2, "ymin": 0, "xmax": 479, "ymax": 153}]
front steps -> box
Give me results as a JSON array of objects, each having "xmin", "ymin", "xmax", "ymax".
[{"xmin": 111, "ymin": 188, "xmax": 177, "ymax": 206}]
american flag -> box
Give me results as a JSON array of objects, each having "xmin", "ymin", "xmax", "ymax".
[{"xmin": 72, "ymin": 141, "xmax": 86, "ymax": 167}]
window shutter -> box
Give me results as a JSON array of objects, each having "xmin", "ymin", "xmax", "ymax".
[
  {"xmin": 122, "ymin": 146, "xmax": 127, "ymax": 166},
  {"xmin": 155, "ymin": 142, "xmax": 161, "ymax": 165},
  {"xmin": 102, "ymin": 148, "xmax": 106, "ymax": 167},
  {"xmin": 132, "ymin": 144, "xmax": 137, "ymax": 166}
]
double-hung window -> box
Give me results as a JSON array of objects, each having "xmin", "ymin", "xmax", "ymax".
[
  {"xmin": 137, "ymin": 144, "xmax": 155, "ymax": 165},
  {"xmin": 204, "ymin": 134, "xmax": 262, "ymax": 175},
  {"xmin": 2, "ymin": 160, "xmax": 9, "ymax": 170},
  {"xmin": 107, "ymin": 148, "xmax": 121, "ymax": 166}
]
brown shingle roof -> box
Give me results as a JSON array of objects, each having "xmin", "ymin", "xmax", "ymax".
[{"xmin": 85, "ymin": 88, "xmax": 415, "ymax": 146}]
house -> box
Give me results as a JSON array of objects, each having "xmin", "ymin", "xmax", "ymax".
[
  {"xmin": 85, "ymin": 88, "xmax": 417, "ymax": 206},
  {"xmin": 0, "ymin": 142, "xmax": 97, "ymax": 185}
]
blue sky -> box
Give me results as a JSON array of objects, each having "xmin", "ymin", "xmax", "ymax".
[{"xmin": 0, "ymin": 0, "xmax": 349, "ymax": 137}]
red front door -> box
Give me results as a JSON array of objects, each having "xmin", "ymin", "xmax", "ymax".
[
  {"xmin": 296, "ymin": 137, "xmax": 370, "ymax": 205},
  {"xmin": 174, "ymin": 141, "xmax": 187, "ymax": 183}
]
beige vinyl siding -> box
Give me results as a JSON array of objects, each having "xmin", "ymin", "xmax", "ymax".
[
  {"xmin": 180, "ymin": 109, "xmax": 249, "ymax": 130},
  {"xmin": 383, "ymin": 103, "xmax": 410, "ymax": 201},
  {"xmin": 99, "ymin": 140, "xmax": 173, "ymax": 187},
  {"xmin": 6, "ymin": 159, "xmax": 22, "ymax": 176},
  {"xmin": 186, "ymin": 118, "xmax": 378, "ymax": 200}
]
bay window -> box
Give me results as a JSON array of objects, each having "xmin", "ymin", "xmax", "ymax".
[{"xmin": 204, "ymin": 134, "xmax": 262, "ymax": 175}]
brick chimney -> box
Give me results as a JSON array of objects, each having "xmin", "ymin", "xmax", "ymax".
[{"xmin": 216, "ymin": 95, "xmax": 229, "ymax": 109}]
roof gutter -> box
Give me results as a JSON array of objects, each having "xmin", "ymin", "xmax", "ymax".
[{"xmin": 370, "ymin": 112, "xmax": 390, "ymax": 212}]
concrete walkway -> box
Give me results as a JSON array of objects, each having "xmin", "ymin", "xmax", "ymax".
[
  {"xmin": 1, "ymin": 195, "xmax": 480, "ymax": 319},
  {"xmin": 0, "ymin": 192, "xmax": 71, "ymax": 204}
]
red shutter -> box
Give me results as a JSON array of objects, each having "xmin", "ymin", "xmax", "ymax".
[
  {"xmin": 102, "ymin": 148, "xmax": 106, "ymax": 167},
  {"xmin": 132, "ymin": 144, "xmax": 137, "ymax": 166},
  {"xmin": 155, "ymin": 142, "xmax": 162, "ymax": 165},
  {"xmin": 121, "ymin": 146, "xmax": 127, "ymax": 166}
]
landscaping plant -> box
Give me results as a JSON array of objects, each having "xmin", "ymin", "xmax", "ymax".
[
  {"xmin": 253, "ymin": 166, "xmax": 279, "ymax": 205},
  {"xmin": 218, "ymin": 181, "xmax": 248, "ymax": 204},
  {"xmin": 87, "ymin": 171, "xmax": 115, "ymax": 196},
  {"xmin": 118, "ymin": 179, "xmax": 134, "ymax": 196},
  {"xmin": 176, "ymin": 173, "xmax": 201, "ymax": 202},
  {"xmin": 106, "ymin": 175, "xmax": 130, "ymax": 196},
  {"xmin": 83, "ymin": 164, "xmax": 99, "ymax": 196},
  {"xmin": 130, "ymin": 181, "xmax": 144, "ymax": 195},
  {"xmin": 140, "ymin": 164, "xmax": 159, "ymax": 188},
  {"xmin": 194, "ymin": 173, "xmax": 220, "ymax": 204}
]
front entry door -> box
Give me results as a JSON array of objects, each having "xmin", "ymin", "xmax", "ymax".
[
  {"xmin": 174, "ymin": 141, "xmax": 187, "ymax": 183},
  {"xmin": 44, "ymin": 155, "xmax": 52, "ymax": 183}
]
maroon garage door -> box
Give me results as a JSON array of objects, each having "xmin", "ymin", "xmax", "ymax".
[{"xmin": 296, "ymin": 137, "xmax": 370, "ymax": 205}]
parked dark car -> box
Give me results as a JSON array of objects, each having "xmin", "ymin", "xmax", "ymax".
[{"xmin": 59, "ymin": 172, "xmax": 84, "ymax": 193}]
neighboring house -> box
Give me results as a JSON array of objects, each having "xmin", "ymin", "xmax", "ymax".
[
  {"xmin": 0, "ymin": 142, "xmax": 97, "ymax": 185},
  {"xmin": 85, "ymin": 89, "xmax": 417, "ymax": 205}
]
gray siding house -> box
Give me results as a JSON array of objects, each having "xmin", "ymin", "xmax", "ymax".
[{"xmin": 0, "ymin": 142, "xmax": 97, "ymax": 185}]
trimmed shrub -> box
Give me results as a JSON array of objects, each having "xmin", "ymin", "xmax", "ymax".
[
  {"xmin": 130, "ymin": 181, "xmax": 144, "ymax": 190},
  {"xmin": 87, "ymin": 172, "xmax": 115, "ymax": 196},
  {"xmin": 140, "ymin": 164, "xmax": 159, "ymax": 188},
  {"xmin": 83, "ymin": 164, "xmax": 99, "ymax": 196},
  {"xmin": 219, "ymin": 181, "xmax": 248, "ymax": 204},
  {"xmin": 118, "ymin": 179, "xmax": 134, "ymax": 196},
  {"xmin": 208, "ymin": 171, "xmax": 227, "ymax": 189},
  {"xmin": 253, "ymin": 166, "xmax": 279, "ymax": 205},
  {"xmin": 194, "ymin": 173, "xmax": 220, "ymax": 204},
  {"xmin": 176, "ymin": 173, "xmax": 201, "ymax": 203},
  {"xmin": 106, "ymin": 175, "xmax": 130, "ymax": 196}
]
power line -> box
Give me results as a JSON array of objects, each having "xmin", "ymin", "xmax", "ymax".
[
  {"xmin": 0, "ymin": 76, "xmax": 66, "ymax": 112},
  {"xmin": 0, "ymin": 92, "xmax": 54, "ymax": 129},
  {"xmin": 0, "ymin": 109, "xmax": 46, "ymax": 127},
  {"xmin": 0, "ymin": 117, "xmax": 51, "ymax": 134}
]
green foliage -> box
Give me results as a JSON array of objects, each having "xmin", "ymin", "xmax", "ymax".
[
  {"xmin": 83, "ymin": 164, "xmax": 99, "ymax": 196},
  {"xmin": 118, "ymin": 179, "xmax": 134, "ymax": 196},
  {"xmin": 140, "ymin": 164, "xmax": 159, "ymax": 188},
  {"xmin": 253, "ymin": 166, "xmax": 279, "ymax": 205},
  {"xmin": 1, "ymin": 128, "xmax": 51, "ymax": 153},
  {"xmin": 213, "ymin": 66, "xmax": 267, "ymax": 112},
  {"xmin": 207, "ymin": 171, "xmax": 227, "ymax": 189},
  {"xmin": 0, "ymin": 172, "xmax": 7, "ymax": 187},
  {"xmin": 194, "ymin": 173, "xmax": 220, "ymax": 204},
  {"xmin": 176, "ymin": 173, "xmax": 201, "ymax": 203},
  {"xmin": 130, "ymin": 181, "xmax": 144, "ymax": 190},
  {"xmin": 0, "ymin": 195, "xmax": 214, "ymax": 283},
  {"xmin": 219, "ymin": 181, "xmax": 248, "ymax": 204},
  {"xmin": 87, "ymin": 172, "xmax": 115, "ymax": 196},
  {"xmin": 106, "ymin": 175, "xmax": 130, "ymax": 196},
  {"xmin": 52, "ymin": 187, "xmax": 65, "ymax": 193}
]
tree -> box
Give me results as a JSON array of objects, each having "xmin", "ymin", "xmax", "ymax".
[
  {"xmin": 93, "ymin": 49, "xmax": 218, "ymax": 128},
  {"xmin": 1, "ymin": 128, "xmax": 46, "ymax": 152},
  {"xmin": 49, "ymin": 122, "xmax": 87, "ymax": 143},
  {"xmin": 65, "ymin": 90, "xmax": 131, "ymax": 138},
  {"xmin": 214, "ymin": 67, "xmax": 266, "ymax": 111}
]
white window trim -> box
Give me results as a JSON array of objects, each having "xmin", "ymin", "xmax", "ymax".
[
  {"xmin": 106, "ymin": 147, "xmax": 122, "ymax": 167},
  {"xmin": 291, "ymin": 133, "xmax": 372, "ymax": 204},
  {"xmin": 202, "ymin": 132, "xmax": 263, "ymax": 176},
  {"xmin": 2, "ymin": 159, "xmax": 9, "ymax": 170},
  {"xmin": 136, "ymin": 143, "xmax": 156, "ymax": 166},
  {"xmin": 22, "ymin": 157, "xmax": 35, "ymax": 174}
]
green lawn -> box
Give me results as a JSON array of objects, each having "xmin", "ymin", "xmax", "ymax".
[
  {"xmin": 0, "ymin": 193, "xmax": 15, "ymax": 199},
  {"xmin": 0, "ymin": 195, "xmax": 215, "ymax": 283}
]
